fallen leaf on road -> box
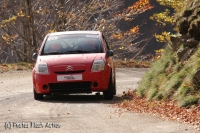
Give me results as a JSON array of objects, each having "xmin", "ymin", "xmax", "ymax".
[{"xmin": 114, "ymin": 91, "xmax": 200, "ymax": 131}]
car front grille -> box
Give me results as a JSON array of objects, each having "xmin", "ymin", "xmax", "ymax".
[
  {"xmin": 54, "ymin": 70, "xmax": 85, "ymax": 74},
  {"xmin": 49, "ymin": 81, "xmax": 92, "ymax": 93}
]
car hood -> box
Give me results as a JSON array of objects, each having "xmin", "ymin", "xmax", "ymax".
[{"xmin": 37, "ymin": 53, "xmax": 106, "ymax": 66}]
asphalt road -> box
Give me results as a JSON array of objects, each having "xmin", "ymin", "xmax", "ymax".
[{"xmin": 0, "ymin": 68, "xmax": 198, "ymax": 133}]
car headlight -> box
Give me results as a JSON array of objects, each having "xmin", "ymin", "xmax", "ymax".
[
  {"xmin": 35, "ymin": 62, "xmax": 49, "ymax": 74},
  {"xmin": 91, "ymin": 60, "xmax": 105, "ymax": 71}
]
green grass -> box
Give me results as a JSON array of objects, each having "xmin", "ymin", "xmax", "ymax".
[
  {"xmin": 136, "ymin": 45, "xmax": 200, "ymax": 107},
  {"xmin": 136, "ymin": 0, "xmax": 200, "ymax": 107},
  {"xmin": 178, "ymin": 96, "xmax": 199, "ymax": 107}
]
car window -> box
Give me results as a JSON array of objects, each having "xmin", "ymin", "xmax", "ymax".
[{"xmin": 42, "ymin": 34, "xmax": 103, "ymax": 55}]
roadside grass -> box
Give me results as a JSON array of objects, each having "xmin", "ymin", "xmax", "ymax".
[
  {"xmin": 137, "ymin": 46, "xmax": 200, "ymax": 107},
  {"xmin": 0, "ymin": 62, "xmax": 34, "ymax": 72}
]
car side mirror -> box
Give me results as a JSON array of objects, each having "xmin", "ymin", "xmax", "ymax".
[
  {"xmin": 107, "ymin": 50, "xmax": 113, "ymax": 57},
  {"xmin": 32, "ymin": 53, "xmax": 38, "ymax": 60}
]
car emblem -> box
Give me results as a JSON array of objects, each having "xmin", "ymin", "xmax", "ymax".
[{"xmin": 66, "ymin": 66, "xmax": 73, "ymax": 71}]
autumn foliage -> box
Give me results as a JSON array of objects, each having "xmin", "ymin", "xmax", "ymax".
[
  {"xmin": 0, "ymin": 0, "xmax": 154, "ymax": 63},
  {"xmin": 116, "ymin": 91, "xmax": 200, "ymax": 131},
  {"xmin": 136, "ymin": 0, "xmax": 200, "ymax": 108}
]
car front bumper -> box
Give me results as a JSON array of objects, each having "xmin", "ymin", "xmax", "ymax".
[{"xmin": 33, "ymin": 70, "xmax": 111, "ymax": 94}]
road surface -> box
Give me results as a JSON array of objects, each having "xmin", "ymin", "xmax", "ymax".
[{"xmin": 0, "ymin": 68, "xmax": 198, "ymax": 133}]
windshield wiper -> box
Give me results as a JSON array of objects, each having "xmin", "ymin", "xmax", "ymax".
[
  {"xmin": 64, "ymin": 50, "xmax": 91, "ymax": 53},
  {"xmin": 43, "ymin": 50, "xmax": 92, "ymax": 55},
  {"xmin": 43, "ymin": 51, "xmax": 62, "ymax": 55}
]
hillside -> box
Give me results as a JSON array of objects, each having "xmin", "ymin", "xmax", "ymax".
[
  {"xmin": 137, "ymin": 0, "xmax": 200, "ymax": 107},
  {"xmin": 117, "ymin": 0, "xmax": 175, "ymax": 58}
]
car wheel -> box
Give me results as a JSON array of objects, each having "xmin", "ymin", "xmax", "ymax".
[
  {"xmin": 113, "ymin": 78, "xmax": 116, "ymax": 95},
  {"xmin": 34, "ymin": 88, "xmax": 43, "ymax": 100},
  {"xmin": 103, "ymin": 73, "xmax": 114, "ymax": 100}
]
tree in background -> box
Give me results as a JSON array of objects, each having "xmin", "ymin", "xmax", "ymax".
[
  {"xmin": 150, "ymin": 0, "xmax": 185, "ymax": 42},
  {"xmin": 113, "ymin": 0, "xmax": 180, "ymax": 60},
  {"xmin": 0, "ymin": 0, "xmax": 153, "ymax": 63}
]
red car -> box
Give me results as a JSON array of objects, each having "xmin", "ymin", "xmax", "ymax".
[{"xmin": 32, "ymin": 31, "xmax": 116, "ymax": 100}]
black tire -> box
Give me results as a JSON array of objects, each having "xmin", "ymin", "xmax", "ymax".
[
  {"xmin": 103, "ymin": 73, "xmax": 114, "ymax": 100},
  {"xmin": 113, "ymin": 78, "xmax": 116, "ymax": 95},
  {"xmin": 34, "ymin": 88, "xmax": 43, "ymax": 100}
]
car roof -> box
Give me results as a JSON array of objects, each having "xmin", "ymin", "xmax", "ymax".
[{"xmin": 48, "ymin": 31, "xmax": 101, "ymax": 36}]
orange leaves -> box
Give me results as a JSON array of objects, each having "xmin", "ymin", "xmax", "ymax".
[
  {"xmin": 112, "ymin": 26, "xmax": 139, "ymax": 41},
  {"xmin": 129, "ymin": 26, "xmax": 139, "ymax": 34},
  {"xmin": 155, "ymin": 49, "xmax": 164, "ymax": 53},
  {"xmin": 0, "ymin": 64, "xmax": 9, "ymax": 72},
  {"xmin": 124, "ymin": 26, "xmax": 139, "ymax": 36},
  {"xmin": 3, "ymin": 2, "xmax": 7, "ymax": 8},
  {"xmin": 123, "ymin": 0, "xmax": 154, "ymax": 20},
  {"xmin": 151, "ymin": 49, "xmax": 164, "ymax": 60},
  {"xmin": 0, "ymin": 63, "xmax": 34, "ymax": 72},
  {"xmin": 138, "ymin": 61, "xmax": 151, "ymax": 68},
  {"xmin": 154, "ymin": 32, "xmax": 171, "ymax": 42},
  {"xmin": 111, "ymin": 33, "xmax": 123, "ymax": 40},
  {"xmin": 1, "ymin": 35, "xmax": 7, "ymax": 41},
  {"xmin": 130, "ymin": 0, "xmax": 150, "ymax": 9},
  {"xmin": 17, "ymin": 11, "xmax": 25, "ymax": 17},
  {"xmin": 35, "ymin": 8, "xmax": 49, "ymax": 16},
  {"xmin": 150, "ymin": 9, "xmax": 176, "ymax": 26},
  {"xmin": 46, "ymin": 29, "xmax": 57, "ymax": 34},
  {"xmin": 115, "ymin": 91, "xmax": 200, "ymax": 131},
  {"xmin": 67, "ymin": 12, "xmax": 73, "ymax": 17},
  {"xmin": 156, "ymin": 0, "xmax": 184, "ymax": 12},
  {"xmin": 1, "ymin": 16, "xmax": 17, "ymax": 28},
  {"xmin": 99, "ymin": 2, "xmax": 109, "ymax": 9},
  {"xmin": 1, "ymin": 34, "xmax": 18, "ymax": 44},
  {"xmin": 119, "ymin": 46, "xmax": 124, "ymax": 50}
]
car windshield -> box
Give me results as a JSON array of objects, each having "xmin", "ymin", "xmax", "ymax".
[{"xmin": 42, "ymin": 34, "xmax": 102, "ymax": 55}]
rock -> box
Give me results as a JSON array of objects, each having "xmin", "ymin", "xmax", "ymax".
[
  {"xmin": 194, "ymin": 69, "xmax": 200, "ymax": 83},
  {"xmin": 188, "ymin": 15, "xmax": 198, "ymax": 24},
  {"xmin": 180, "ymin": 48, "xmax": 194, "ymax": 62},
  {"xmin": 169, "ymin": 36, "xmax": 181, "ymax": 51},
  {"xmin": 180, "ymin": 35, "xmax": 191, "ymax": 43},
  {"xmin": 176, "ymin": 47, "xmax": 190, "ymax": 61},
  {"xmin": 186, "ymin": 38, "xmax": 199, "ymax": 47},
  {"xmin": 182, "ymin": 9, "xmax": 193, "ymax": 17},
  {"xmin": 178, "ymin": 18, "xmax": 189, "ymax": 35},
  {"xmin": 188, "ymin": 20, "xmax": 200, "ymax": 40}
]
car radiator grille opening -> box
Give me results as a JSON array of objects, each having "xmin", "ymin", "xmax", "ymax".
[
  {"xmin": 49, "ymin": 81, "xmax": 92, "ymax": 93},
  {"xmin": 54, "ymin": 70, "xmax": 85, "ymax": 74}
]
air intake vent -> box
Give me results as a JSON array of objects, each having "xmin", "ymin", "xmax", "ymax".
[
  {"xmin": 54, "ymin": 70, "xmax": 85, "ymax": 74},
  {"xmin": 49, "ymin": 81, "xmax": 92, "ymax": 93}
]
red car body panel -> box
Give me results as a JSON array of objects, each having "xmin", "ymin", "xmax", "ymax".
[{"xmin": 32, "ymin": 31, "xmax": 115, "ymax": 95}]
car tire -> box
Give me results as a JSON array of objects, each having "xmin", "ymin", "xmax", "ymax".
[
  {"xmin": 113, "ymin": 78, "xmax": 116, "ymax": 95},
  {"xmin": 103, "ymin": 73, "xmax": 114, "ymax": 100},
  {"xmin": 34, "ymin": 88, "xmax": 43, "ymax": 100}
]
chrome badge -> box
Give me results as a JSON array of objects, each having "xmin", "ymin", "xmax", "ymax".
[{"xmin": 66, "ymin": 66, "xmax": 73, "ymax": 71}]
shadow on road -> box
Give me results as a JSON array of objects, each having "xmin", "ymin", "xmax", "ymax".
[
  {"xmin": 1, "ymin": 92, "xmax": 128, "ymax": 105},
  {"xmin": 37, "ymin": 93, "xmax": 126, "ymax": 104}
]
